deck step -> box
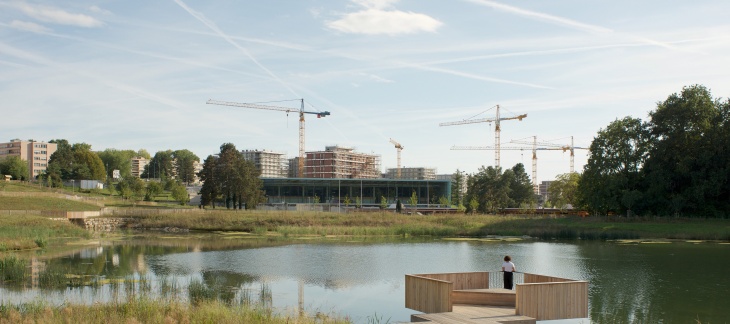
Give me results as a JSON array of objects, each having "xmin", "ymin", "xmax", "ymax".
[{"xmin": 452, "ymin": 288, "xmax": 516, "ymax": 307}]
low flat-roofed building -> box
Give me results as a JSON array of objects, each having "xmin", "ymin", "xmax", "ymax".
[{"xmin": 261, "ymin": 177, "xmax": 451, "ymax": 206}]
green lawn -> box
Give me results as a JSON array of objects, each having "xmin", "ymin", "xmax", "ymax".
[{"xmin": 0, "ymin": 196, "xmax": 101, "ymax": 211}]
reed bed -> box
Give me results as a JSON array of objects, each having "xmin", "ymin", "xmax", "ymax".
[
  {"xmin": 0, "ymin": 298, "xmax": 350, "ymax": 324},
  {"xmin": 0, "ymin": 214, "xmax": 89, "ymax": 251},
  {"xmin": 128, "ymin": 210, "xmax": 730, "ymax": 241}
]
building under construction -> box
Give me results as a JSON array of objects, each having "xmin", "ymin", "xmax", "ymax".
[
  {"xmin": 304, "ymin": 145, "xmax": 381, "ymax": 179},
  {"xmin": 384, "ymin": 167, "xmax": 436, "ymax": 180},
  {"xmin": 241, "ymin": 149, "xmax": 288, "ymax": 178}
]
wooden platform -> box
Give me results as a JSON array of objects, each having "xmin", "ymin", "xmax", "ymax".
[
  {"xmin": 411, "ymin": 305, "xmax": 536, "ymax": 324},
  {"xmin": 452, "ymin": 288, "xmax": 516, "ymax": 307}
]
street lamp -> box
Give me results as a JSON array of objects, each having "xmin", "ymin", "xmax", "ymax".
[{"xmin": 71, "ymin": 179, "xmax": 75, "ymax": 193}]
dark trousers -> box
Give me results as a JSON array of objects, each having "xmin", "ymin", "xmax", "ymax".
[{"xmin": 503, "ymin": 271, "xmax": 514, "ymax": 290}]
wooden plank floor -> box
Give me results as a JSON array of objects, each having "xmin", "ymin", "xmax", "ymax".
[{"xmin": 411, "ymin": 305, "xmax": 536, "ymax": 324}]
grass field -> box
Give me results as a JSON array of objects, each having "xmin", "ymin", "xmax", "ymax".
[{"xmin": 0, "ymin": 197, "xmax": 100, "ymax": 211}]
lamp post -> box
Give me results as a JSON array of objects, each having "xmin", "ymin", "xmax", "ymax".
[{"xmin": 71, "ymin": 179, "xmax": 75, "ymax": 193}]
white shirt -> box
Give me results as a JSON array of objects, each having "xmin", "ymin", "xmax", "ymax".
[{"xmin": 502, "ymin": 261, "xmax": 515, "ymax": 272}]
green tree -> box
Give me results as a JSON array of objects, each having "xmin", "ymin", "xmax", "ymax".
[
  {"xmin": 198, "ymin": 143, "xmax": 264, "ymax": 210},
  {"xmin": 507, "ymin": 163, "xmax": 535, "ymax": 208},
  {"xmin": 145, "ymin": 181, "xmax": 163, "ymax": 201},
  {"xmin": 451, "ymin": 170, "xmax": 465, "ymax": 206},
  {"xmin": 380, "ymin": 195, "xmax": 388, "ymax": 209},
  {"xmin": 97, "ymin": 149, "xmax": 138, "ymax": 179},
  {"xmin": 0, "ymin": 156, "xmax": 29, "ymax": 180},
  {"xmin": 343, "ymin": 195, "xmax": 351, "ymax": 207},
  {"xmin": 577, "ymin": 117, "xmax": 650, "ymax": 215},
  {"xmin": 438, "ymin": 195, "xmax": 449, "ymax": 207},
  {"xmin": 116, "ymin": 177, "xmax": 144, "ymax": 201},
  {"xmin": 468, "ymin": 197, "xmax": 479, "ymax": 214},
  {"xmin": 170, "ymin": 181, "xmax": 190, "ymax": 205},
  {"xmin": 548, "ymin": 173, "xmax": 581, "ymax": 210},
  {"xmin": 409, "ymin": 190, "xmax": 418, "ymax": 210},
  {"xmin": 173, "ymin": 149, "xmax": 200, "ymax": 184},
  {"xmin": 643, "ymin": 85, "xmax": 724, "ymax": 216},
  {"xmin": 47, "ymin": 140, "xmax": 105, "ymax": 181},
  {"xmin": 198, "ymin": 155, "xmax": 219, "ymax": 208}
]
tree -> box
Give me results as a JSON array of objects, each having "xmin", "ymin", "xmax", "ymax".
[
  {"xmin": 409, "ymin": 190, "xmax": 418, "ymax": 211},
  {"xmin": 643, "ymin": 85, "xmax": 723, "ymax": 216},
  {"xmin": 117, "ymin": 177, "xmax": 145, "ymax": 201},
  {"xmin": 380, "ymin": 196, "xmax": 388, "ymax": 209},
  {"xmin": 170, "ymin": 181, "xmax": 190, "ymax": 205},
  {"xmin": 548, "ymin": 173, "xmax": 581, "ymax": 210},
  {"xmin": 438, "ymin": 195, "xmax": 449, "ymax": 207},
  {"xmin": 577, "ymin": 117, "xmax": 650, "ymax": 215},
  {"xmin": 47, "ymin": 140, "xmax": 105, "ymax": 181},
  {"xmin": 198, "ymin": 155, "xmax": 219, "ymax": 208},
  {"xmin": 198, "ymin": 143, "xmax": 264, "ymax": 210},
  {"xmin": 507, "ymin": 163, "xmax": 535, "ymax": 208},
  {"xmin": 0, "ymin": 156, "xmax": 29, "ymax": 180},
  {"xmin": 173, "ymin": 149, "xmax": 200, "ymax": 184},
  {"xmin": 451, "ymin": 170, "xmax": 466, "ymax": 206},
  {"xmin": 97, "ymin": 149, "xmax": 138, "ymax": 179},
  {"xmin": 142, "ymin": 150, "xmax": 174, "ymax": 180},
  {"xmin": 145, "ymin": 181, "xmax": 163, "ymax": 201}
]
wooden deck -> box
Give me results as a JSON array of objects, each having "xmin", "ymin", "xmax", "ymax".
[
  {"xmin": 405, "ymin": 272, "xmax": 588, "ymax": 323},
  {"xmin": 411, "ymin": 305, "xmax": 536, "ymax": 324}
]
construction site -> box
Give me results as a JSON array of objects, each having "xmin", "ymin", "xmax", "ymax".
[{"xmin": 208, "ymin": 98, "xmax": 583, "ymax": 206}]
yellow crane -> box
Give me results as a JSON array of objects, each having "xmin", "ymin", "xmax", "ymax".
[
  {"xmin": 440, "ymin": 104, "xmax": 526, "ymax": 167},
  {"xmin": 510, "ymin": 136, "xmax": 587, "ymax": 173},
  {"xmin": 206, "ymin": 98, "xmax": 331, "ymax": 177},
  {"xmin": 389, "ymin": 138, "xmax": 404, "ymax": 179}
]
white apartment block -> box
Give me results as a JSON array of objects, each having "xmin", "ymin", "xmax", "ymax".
[
  {"xmin": 242, "ymin": 149, "xmax": 288, "ymax": 178},
  {"xmin": 0, "ymin": 139, "xmax": 57, "ymax": 179}
]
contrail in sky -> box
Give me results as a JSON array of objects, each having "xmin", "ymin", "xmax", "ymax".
[{"xmin": 172, "ymin": 0, "xmax": 300, "ymax": 98}]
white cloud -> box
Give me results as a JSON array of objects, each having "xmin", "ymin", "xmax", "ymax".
[
  {"xmin": 328, "ymin": 0, "xmax": 442, "ymax": 35},
  {"xmin": 12, "ymin": 3, "xmax": 103, "ymax": 28},
  {"xmin": 353, "ymin": 0, "xmax": 399, "ymax": 10},
  {"xmin": 9, "ymin": 20, "xmax": 51, "ymax": 33},
  {"xmin": 88, "ymin": 5, "xmax": 112, "ymax": 16}
]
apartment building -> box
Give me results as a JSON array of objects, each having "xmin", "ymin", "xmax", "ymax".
[
  {"xmin": 304, "ymin": 145, "xmax": 381, "ymax": 179},
  {"xmin": 0, "ymin": 139, "xmax": 57, "ymax": 179},
  {"xmin": 242, "ymin": 149, "xmax": 287, "ymax": 178},
  {"xmin": 130, "ymin": 157, "xmax": 149, "ymax": 178},
  {"xmin": 385, "ymin": 167, "xmax": 436, "ymax": 180}
]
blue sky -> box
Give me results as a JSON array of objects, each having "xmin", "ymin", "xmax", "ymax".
[{"xmin": 2, "ymin": 0, "xmax": 729, "ymax": 182}]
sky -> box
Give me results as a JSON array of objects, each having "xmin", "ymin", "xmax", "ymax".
[{"xmin": 2, "ymin": 0, "xmax": 730, "ymax": 183}]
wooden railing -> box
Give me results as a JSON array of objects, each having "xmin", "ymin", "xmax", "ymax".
[
  {"xmin": 516, "ymin": 279, "xmax": 588, "ymax": 320},
  {"xmin": 405, "ymin": 274, "xmax": 453, "ymax": 313},
  {"xmin": 405, "ymin": 272, "xmax": 588, "ymax": 321}
]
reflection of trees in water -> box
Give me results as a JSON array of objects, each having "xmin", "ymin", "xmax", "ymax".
[{"xmin": 578, "ymin": 242, "xmax": 730, "ymax": 323}]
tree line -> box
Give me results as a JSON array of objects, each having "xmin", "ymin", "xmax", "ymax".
[{"xmin": 453, "ymin": 85, "xmax": 729, "ymax": 218}]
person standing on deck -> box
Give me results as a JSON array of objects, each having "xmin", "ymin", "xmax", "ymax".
[{"xmin": 502, "ymin": 255, "xmax": 516, "ymax": 290}]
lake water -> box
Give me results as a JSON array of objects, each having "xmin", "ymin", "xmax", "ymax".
[{"xmin": 1, "ymin": 236, "xmax": 728, "ymax": 323}]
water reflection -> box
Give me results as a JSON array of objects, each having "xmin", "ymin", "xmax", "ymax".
[{"xmin": 2, "ymin": 237, "xmax": 729, "ymax": 323}]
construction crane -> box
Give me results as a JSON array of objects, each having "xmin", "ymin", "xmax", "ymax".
[
  {"xmin": 206, "ymin": 98, "xmax": 330, "ymax": 177},
  {"xmin": 451, "ymin": 144, "xmax": 539, "ymax": 194},
  {"xmin": 389, "ymin": 138, "xmax": 404, "ymax": 179},
  {"xmin": 510, "ymin": 136, "xmax": 587, "ymax": 173},
  {"xmin": 440, "ymin": 105, "xmax": 526, "ymax": 167}
]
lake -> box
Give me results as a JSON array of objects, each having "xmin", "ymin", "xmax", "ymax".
[{"xmin": 1, "ymin": 235, "xmax": 728, "ymax": 323}]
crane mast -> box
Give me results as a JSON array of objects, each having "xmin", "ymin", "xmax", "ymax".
[
  {"xmin": 206, "ymin": 99, "xmax": 330, "ymax": 177},
  {"xmin": 440, "ymin": 105, "xmax": 526, "ymax": 167},
  {"xmin": 389, "ymin": 138, "xmax": 404, "ymax": 179},
  {"xmin": 511, "ymin": 136, "xmax": 587, "ymax": 173}
]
